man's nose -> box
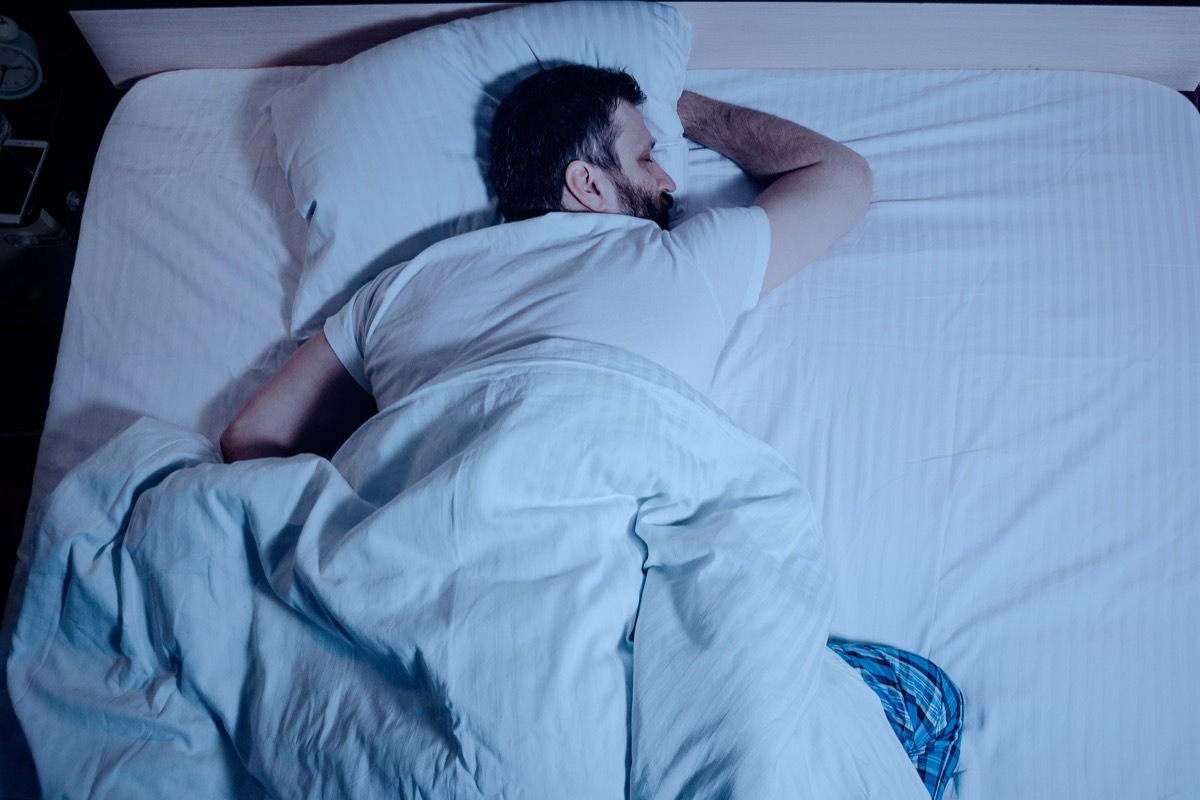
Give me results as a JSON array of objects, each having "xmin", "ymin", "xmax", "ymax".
[{"xmin": 655, "ymin": 162, "xmax": 677, "ymax": 194}]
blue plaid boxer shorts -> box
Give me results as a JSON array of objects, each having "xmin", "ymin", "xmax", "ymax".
[{"xmin": 829, "ymin": 641, "xmax": 964, "ymax": 800}]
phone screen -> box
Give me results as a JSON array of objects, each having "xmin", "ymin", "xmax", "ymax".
[{"xmin": 0, "ymin": 141, "xmax": 48, "ymax": 223}]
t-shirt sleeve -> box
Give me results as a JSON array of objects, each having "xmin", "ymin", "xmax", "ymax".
[
  {"xmin": 668, "ymin": 205, "xmax": 771, "ymax": 330},
  {"xmin": 322, "ymin": 260, "xmax": 411, "ymax": 394},
  {"xmin": 322, "ymin": 293, "xmax": 371, "ymax": 393}
]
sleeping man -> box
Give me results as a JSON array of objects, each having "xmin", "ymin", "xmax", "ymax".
[
  {"xmin": 218, "ymin": 65, "xmax": 870, "ymax": 462},
  {"xmin": 220, "ymin": 64, "xmax": 961, "ymax": 797}
]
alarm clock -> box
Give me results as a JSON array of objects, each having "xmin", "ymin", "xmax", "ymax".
[{"xmin": 0, "ymin": 16, "xmax": 42, "ymax": 100}]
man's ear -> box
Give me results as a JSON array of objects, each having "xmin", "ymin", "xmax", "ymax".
[{"xmin": 562, "ymin": 160, "xmax": 619, "ymax": 213}]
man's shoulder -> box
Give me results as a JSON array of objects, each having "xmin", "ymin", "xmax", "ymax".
[
  {"xmin": 666, "ymin": 205, "xmax": 770, "ymax": 248},
  {"xmin": 431, "ymin": 211, "xmax": 635, "ymax": 255},
  {"xmin": 672, "ymin": 204, "xmax": 767, "ymax": 228}
]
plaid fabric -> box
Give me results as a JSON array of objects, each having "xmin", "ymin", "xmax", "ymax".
[{"xmin": 829, "ymin": 641, "xmax": 964, "ymax": 800}]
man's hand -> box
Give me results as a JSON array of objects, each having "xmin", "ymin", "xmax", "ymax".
[{"xmin": 677, "ymin": 91, "xmax": 872, "ymax": 296}]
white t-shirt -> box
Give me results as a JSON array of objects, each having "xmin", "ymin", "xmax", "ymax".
[{"xmin": 324, "ymin": 206, "xmax": 770, "ymax": 408}]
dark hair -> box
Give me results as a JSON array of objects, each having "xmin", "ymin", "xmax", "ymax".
[{"xmin": 489, "ymin": 64, "xmax": 646, "ymax": 222}]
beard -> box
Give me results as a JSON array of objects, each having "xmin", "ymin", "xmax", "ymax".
[{"xmin": 612, "ymin": 170, "xmax": 674, "ymax": 230}]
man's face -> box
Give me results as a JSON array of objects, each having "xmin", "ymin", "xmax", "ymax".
[{"xmin": 608, "ymin": 101, "xmax": 677, "ymax": 229}]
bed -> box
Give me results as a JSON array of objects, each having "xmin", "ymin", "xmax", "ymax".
[{"xmin": 3, "ymin": 2, "xmax": 1199, "ymax": 797}]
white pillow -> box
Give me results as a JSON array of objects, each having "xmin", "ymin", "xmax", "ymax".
[{"xmin": 268, "ymin": 1, "xmax": 693, "ymax": 339}]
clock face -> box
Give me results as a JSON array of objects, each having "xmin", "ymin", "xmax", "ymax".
[{"xmin": 0, "ymin": 45, "xmax": 40, "ymax": 97}]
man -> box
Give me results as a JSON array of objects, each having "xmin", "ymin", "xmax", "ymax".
[
  {"xmin": 220, "ymin": 65, "xmax": 961, "ymax": 797},
  {"xmin": 219, "ymin": 65, "xmax": 870, "ymax": 463}
]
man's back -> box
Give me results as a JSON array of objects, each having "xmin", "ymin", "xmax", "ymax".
[{"xmin": 324, "ymin": 206, "xmax": 769, "ymax": 408}]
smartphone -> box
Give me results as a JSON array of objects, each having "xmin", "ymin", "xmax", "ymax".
[{"xmin": 0, "ymin": 138, "xmax": 49, "ymax": 226}]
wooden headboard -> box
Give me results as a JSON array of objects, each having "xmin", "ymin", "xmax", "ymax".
[{"xmin": 70, "ymin": 2, "xmax": 1200, "ymax": 91}]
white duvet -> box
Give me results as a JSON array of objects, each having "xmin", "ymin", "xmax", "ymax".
[{"xmin": 8, "ymin": 339, "xmax": 923, "ymax": 798}]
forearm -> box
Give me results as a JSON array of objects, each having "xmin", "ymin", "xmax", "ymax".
[
  {"xmin": 679, "ymin": 90, "xmax": 872, "ymax": 296},
  {"xmin": 220, "ymin": 332, "xmax": 376, "ymax": 462},
  {"xmin": 676, "ymin": 90, "xmax": 852, "ymax": 179}
]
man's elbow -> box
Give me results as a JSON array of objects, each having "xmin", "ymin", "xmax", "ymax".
[
  {"xmin": 219, "ymin": 423, "xmax": 252, "ymax": 463},
  {"xmin": 219, "ymin": 421, "xmax": 284, "ymax": 463}
]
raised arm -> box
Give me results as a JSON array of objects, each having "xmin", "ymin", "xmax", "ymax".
[
  {"xmin": 219, "ymin": 331, "xmax": 376, "ymax": 462},
  {"xmin": 676, "ymin": 90, "xmax": 872, "ymax": 296}
]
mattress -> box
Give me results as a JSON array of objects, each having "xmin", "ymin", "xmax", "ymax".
[{"xmin": 4, "ymin": 66, "xmax": 1199, "ymax": 798}]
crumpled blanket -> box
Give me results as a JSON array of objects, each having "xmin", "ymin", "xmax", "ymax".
[{"xmin": 8, "ymin": 338, "xmax": 924, "ymax": 798}]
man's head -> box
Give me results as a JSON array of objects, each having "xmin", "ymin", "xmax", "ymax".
[{"xmin": 489, "ymin": 64, "xmax": 676, "ymax": 228}]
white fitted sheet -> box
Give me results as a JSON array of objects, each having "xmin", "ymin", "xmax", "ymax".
[{"xmin": 4, "ymin": 66, "xmax": 1200, "ymax": 799}]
